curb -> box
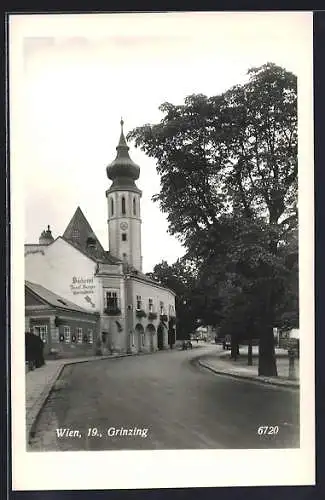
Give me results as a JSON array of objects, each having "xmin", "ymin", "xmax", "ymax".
[
  {"xmin": 26, "ymin": 352, "xmax": 135, "ymax": 444},
  {"xmin": 198, "ymin": 360, "xmax": 299, "ymax": 390}
]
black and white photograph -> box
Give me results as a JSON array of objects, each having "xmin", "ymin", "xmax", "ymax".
[{"xmin": 10, "ymin": 11, "xmax": 314, "ymax": 490}]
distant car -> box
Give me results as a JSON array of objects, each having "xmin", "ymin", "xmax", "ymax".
[
  {"xmin": 181, "ymin": 340, "xmax": 193, "ymax": 350},
  {"xmin": 222, "ymin": 335, "xmax": 231, "ymax": 350}
]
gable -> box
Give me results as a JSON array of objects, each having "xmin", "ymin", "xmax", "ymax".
[{"xmin": 62, "ymin": 207, "xmax": 106, "ymax": 260}]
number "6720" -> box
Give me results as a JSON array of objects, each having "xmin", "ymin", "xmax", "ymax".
[{"xmin": 257, "ymin": 426, "xmax": 279, "ymax": 435}]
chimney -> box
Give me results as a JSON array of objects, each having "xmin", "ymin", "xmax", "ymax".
[{"xmin": 39, "ymin": 225, "xmax": 54, "ymax": 245}]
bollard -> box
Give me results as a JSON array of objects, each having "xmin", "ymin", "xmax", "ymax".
[{"xmin": 288, "ymin": 348, "xmax": 297, "ymax": 380}]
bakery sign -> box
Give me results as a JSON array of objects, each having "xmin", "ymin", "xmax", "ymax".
[{"xmin": 70, "ymin": 276, "xmax": 96, "ymax": 296}]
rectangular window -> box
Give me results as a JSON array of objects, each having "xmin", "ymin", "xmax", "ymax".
[
  {"xmin": 160, "ymin": 301, "xmax": 164, "ymax": 314},
  {"xmin": 136, "ymin": 295, "xmax": 142, "ymax": 310},
  {"xmin": 33, "ymin": 325, "xmax": 48, "ymax": 343},
  {"xmin": 88, "ymin": 329, "xmax": 93, "ymax": 344},
  {"xmin": 77, "ymin": 327, "xmax": 83, "ymax": 343},
  {"xmin": 141, "ymin": 333, "xmax": 145, "ymax": 347},
  {"xmin": 63, "ymin": 326, "xmax": 71, "ymax": 343},
  {"xmin": 122, "ymin": 233, "xmax": 127, "ymax": 242},
  {"xmin": 105, "ymin": 290, "xmax": 119, "ymax": 310},
  {"xmin": 148, "ymin": 298, "xmax": 153, "ymax": 313}
]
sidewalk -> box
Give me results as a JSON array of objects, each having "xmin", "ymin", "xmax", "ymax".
[
  {"xmin": 198, "ymin": 346, "xmax": 299, "ymax": 389},
  {"xmin": 26, "ymin": 352, "xmax": 129, "ymax": 443}
]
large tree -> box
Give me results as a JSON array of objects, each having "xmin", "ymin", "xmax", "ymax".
[{"xmin": 129, "ymin": 63, "xmax": 298, "ymax": 376}]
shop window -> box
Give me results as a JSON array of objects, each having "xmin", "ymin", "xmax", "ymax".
[
  {"xmin": 122, "ymin": 233, "xmax": 127, "ymax": 242},
  {"xmin": 33, "ymin": 325, "xmax": 48, "ymax": 343},
  {"xmin": 121, "ymin": 196, "xmax": 126, "ymax": 215},
  {"xmin": 63, "ymin": 326, "xmax": 71, "ymax": 343},
  {"xmin": 136, "ymin": 295, "xmax": 142, "ymax": 310},
  {"xmin": 148, "ymin": 298, "xmax": 153, "ymax": 313},
  {"xmin": 77, "ymin": 328, "xmax": 83, "ymax": 343},
  {"xmin": 88, "ymin": 329, "xmax": 93, "ymax": 344}
]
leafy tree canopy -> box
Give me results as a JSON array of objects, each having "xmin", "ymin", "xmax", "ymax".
[{"xmin": 132, "ymin": 63, "xmax": 298, "ymax": 375}]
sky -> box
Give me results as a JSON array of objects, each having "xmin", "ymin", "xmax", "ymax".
[{"xmin": 17, "ymin": 12, "xmax": 312, "ymax": 273}]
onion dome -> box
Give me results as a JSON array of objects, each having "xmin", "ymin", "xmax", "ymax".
[{"xmin": 106, "ymin": 119, "xmax": 141, "ymax": 194}]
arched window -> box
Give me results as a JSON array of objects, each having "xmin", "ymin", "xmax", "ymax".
[
  {"xmin": 121, "ymin": 196, "xmax": 126, "ymax": 215},
  {"xmin": 110, "ymin": 198, "xmax": 114, "ymax": 216},
  {"xmin": 133, "ymin": 197, "xmax": 136, "ymax": 216}
]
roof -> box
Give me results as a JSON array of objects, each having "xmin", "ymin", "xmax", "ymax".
[
  {"xmin": 24, "ymin": 244, "xmax": 47, "ymax": 256},
  {"xmin": 106, "ymin": 119, "xmax": 141, "ymax": 194},
  {"xmin": 25, "ymin": 280, "xmax": 98, "ymax": 315},
  {"xmin": 62, "ymin": 207, "xmax": 120, "ymax": 264},
  {"xmin": 127, "ymin": 268, "xmax": 176, "ymax": 296}
]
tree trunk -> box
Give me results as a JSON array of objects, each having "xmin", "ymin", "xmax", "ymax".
[
  {"xmin": 248, "ymin": 338, "xmax": 253, "ymax": 366},
  {"xmin": 258, "ymin": 325, "xmax": 277, "ymax": 376},
  {"xmin": 230, "ymin": 337, "xmax": 239, "ymax": 360}
]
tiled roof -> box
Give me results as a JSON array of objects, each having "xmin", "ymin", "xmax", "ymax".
[
  {"xmin": 62, "ymin": 206, "xmax": 120, "ymax": 264},
  {"xmin": 25, "ymin": 280, "xmax": 97, "ymax": 315}
]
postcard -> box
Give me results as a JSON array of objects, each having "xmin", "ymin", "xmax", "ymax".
[{"xmin": 10, "ymin": 11, "xmax": 315, "ymax": 490}]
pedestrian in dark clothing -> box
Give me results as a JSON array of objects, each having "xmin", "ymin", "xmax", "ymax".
[
  {"xmin": 25, "ymin": 331, "xmax": 45, "ymax": 369},
  {"xmin": 25, "ymin": 332, "xmax": 35, "ymax": 370},
  {"xmin": 36, "ymin": 335, "xmax": 45, "ymax": 367}
]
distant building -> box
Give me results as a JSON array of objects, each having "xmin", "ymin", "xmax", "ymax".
[{"xmin": 25, "ymin": 120, "xmax": 176, "ymax": 355}]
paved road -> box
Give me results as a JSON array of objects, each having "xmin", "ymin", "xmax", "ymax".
[{"xmin": 29, "ymin": 346, "xmax": 299, "ymax": 451}]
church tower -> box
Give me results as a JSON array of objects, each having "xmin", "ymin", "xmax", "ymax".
[{"xmin": 106, "ymin": 119, "xmax": 143, "ymax": 271}]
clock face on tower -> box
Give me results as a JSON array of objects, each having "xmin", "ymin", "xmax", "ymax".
[{"xmin": 120, "ymin": 222, "xmax": 128, "ymax": 230}]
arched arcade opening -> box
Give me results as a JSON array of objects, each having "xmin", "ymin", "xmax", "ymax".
[
  {"xmin": 145, "ymin": 323, "xmax": 156, "ymax": 352},
  {"xmin": 135, "ymin": 323, "xmax": 145, "ymax": 352}
]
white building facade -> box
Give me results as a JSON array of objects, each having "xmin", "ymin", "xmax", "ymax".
[{"xmin": 25, "ymin": 120, "xmax": 176, "ymax": 355}]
